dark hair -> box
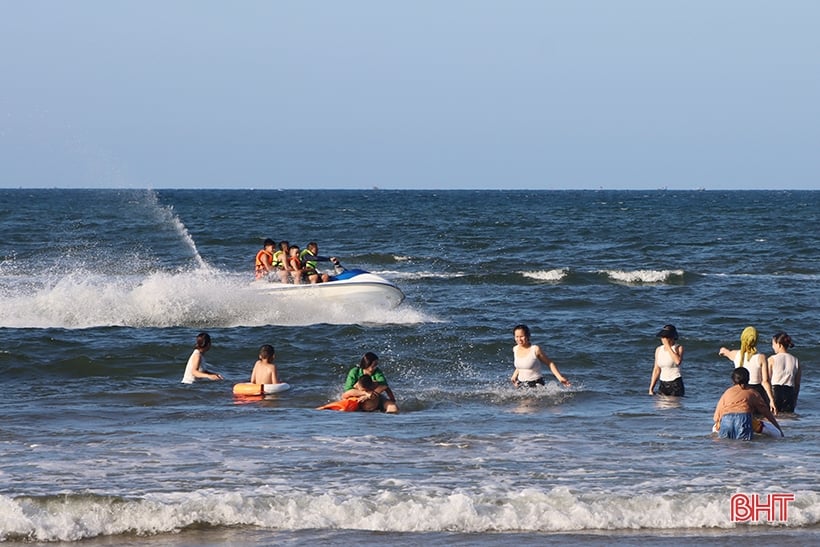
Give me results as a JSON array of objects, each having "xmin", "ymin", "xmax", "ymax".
[
  {"xmin": 195, "ymin": 332, "xmax": 211, "ymax": 350},
  {"xmin": 360, "ymin": 352, "xmax": 379, "ymax": 369},
  {"xmin": 259, "ymin": 344, "xmax": 275, "ymax": 360},
  {"xmin": 357, "ymin": 374, "xmax": 376, "ymax": 390},
  {"xmin": 731, "ymin": 367, "xmax": 750, "ymax": 386},
  {"xmin": 279, "ymin": 241, "xmax": 290, "ymax": 251},
  {"xmin": 263, "ymin": 238, "xmax": 275, "ymax": 248},
  {"xmin": 513, "ymin": 324, "xmax": 531, "ymax": 337},
  {"xmin": 656, "ymin": 324, "xmax": 679, "ymax": 340},
  {"xmin": 772, "ymin": 331, "xmax": 794, "ymax": 349}
]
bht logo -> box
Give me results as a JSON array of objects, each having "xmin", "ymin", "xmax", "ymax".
[{"xmin": 730, "ymin": 493, "xmax": 795, "ymax": 522}]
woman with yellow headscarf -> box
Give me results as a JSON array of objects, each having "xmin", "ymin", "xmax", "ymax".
[{"xmin": 719, "ymin": 326, "xmax": 776, "ymax": 414}]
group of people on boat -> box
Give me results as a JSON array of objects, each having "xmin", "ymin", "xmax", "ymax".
[
  {"xmin": 642, "ymin": 323, "xmax": 800, "ymax": 440},
  {"xmin": 181, "ymin": 332, "xmax": 400, "ymax": 413},
  {"xmin": 255, "ymin": 239, "xmax": 343, "ymax": 284}
]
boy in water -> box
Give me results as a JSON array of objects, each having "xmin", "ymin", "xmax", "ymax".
[
  {"xmin": 250, "ymin": 344, "xmax": 281, "ymax": 385},
  {"xmin": 343, "ymin": 375, "xmax": 381, "ymax": 411},
  {"xmin": 317, "ymin": 375, "xmax": 380, "ymax": 411}
]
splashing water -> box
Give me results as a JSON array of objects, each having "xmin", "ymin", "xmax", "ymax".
[{"xmin": 145, "ymin": 189, "xmax": 209, "ymax": 270}]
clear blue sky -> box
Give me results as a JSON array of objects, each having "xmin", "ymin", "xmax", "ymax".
[{"xmin": 2, "ymin": 1, "xmax": 819, "ymax": 190}]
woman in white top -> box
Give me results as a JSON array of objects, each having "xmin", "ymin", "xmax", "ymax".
[
  {"xmin": 511, "ymin": 324, "xmax": 571, "ymax": 388},
  {"xmin": 768, "ymin": 331, "xmax": 801, "ymax": 412},
  {"xmin": 718, "ymin": 326, "xmax": 775, "ymax": 413},
  {"xmin": 181, "ymin": 332, "xmax": 223, "ymax": 384},
  {"xmin": 648, "ymin": 324, "xmax": 684, "ymax": 396}
]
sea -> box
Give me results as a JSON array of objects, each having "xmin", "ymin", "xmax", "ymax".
[{"xmin": 0, "ymin": 188, "xmax": 817, "ymax": 546}]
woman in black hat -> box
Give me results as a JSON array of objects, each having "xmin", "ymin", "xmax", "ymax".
[{"xmin": 648, "ymin": 324, "xmax": 685, "ymax": 396}]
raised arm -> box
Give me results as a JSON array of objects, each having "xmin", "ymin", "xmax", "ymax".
[
  {"xmin": 535, "ymin": 346, "xmax": 570, "ymax": 386},
  {"xmin": 718, "ymin": 347, "xmax": 737, "ymax": 362}
]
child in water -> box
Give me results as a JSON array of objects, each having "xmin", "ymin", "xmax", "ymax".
[
  {"xmin": 249, "ymin": 344, "xmax": 281, "ymax": 385},
  {"xmin": 317, "ymin": 375, "xmax": 381, "ymax": 411}
]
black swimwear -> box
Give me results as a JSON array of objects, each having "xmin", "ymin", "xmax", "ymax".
[
  {"xmin": 521, "ymin": 378, "xmax": 545, "ymax": 388},
  {"xmin": 658, "ymin": 377, "xmax": 685, "ymax": 397},
  {"xmin": 773, "ymin": 385, "xmax": 796, "ymax": 412}
]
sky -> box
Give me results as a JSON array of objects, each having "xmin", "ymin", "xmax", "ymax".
[{"xmin": 1, "ymin": 1, "xmax": 819, "ymax": 190}]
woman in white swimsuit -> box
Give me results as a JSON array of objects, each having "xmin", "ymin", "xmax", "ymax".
[
  {"xmin": 648, "ymin": 324, "xmax": 685, "ymax": 396},
  {"xmin": 511, "ymin": 324, "xmax": 571, "ymax": 388},
  {"xmin": 181, "ymin": 332, "xmax": 223, "ymax": 384},
  {"xmin": 768, "ymin": 331, "xmax": 801, "ymax": 412}
]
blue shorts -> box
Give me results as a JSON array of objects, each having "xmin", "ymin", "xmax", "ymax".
[{"xmin": 719, "ymin": 412, "xmax": 753, "ymax": 440}]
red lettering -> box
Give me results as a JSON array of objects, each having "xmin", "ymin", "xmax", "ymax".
[
  {"xmin": 771, "ymin": 493, "xmax": 795, "ymax": 521},
  {"xmin": 731, "ymin": 493, "xmax": 752, "ymax": 522},
  {"xmin": 730, "ymin": 493, "xmax": 794, "ymax": 522}
]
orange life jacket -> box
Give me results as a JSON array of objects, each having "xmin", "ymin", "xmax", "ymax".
[{"xmin": 255, "ymin": 249, "xmax": 273, "ymax": 279}]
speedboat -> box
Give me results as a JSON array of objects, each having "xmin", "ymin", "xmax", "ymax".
[{"xmin": 250, "ymin": 268, "xmax": 404, "ymax": 309}]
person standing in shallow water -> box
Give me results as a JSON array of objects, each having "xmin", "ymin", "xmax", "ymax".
[
  {"xmin": 768, "ymin": 331, "xmax": 801, "ymax": 413},
  {"xmin": 648, "ymin": 324, "xmax": 684, "ymax": 396},
  {"xmin": 511, "ymin": 324, "xmax": 571, "ymax": 388},
  {"xmin": 719, "ymin": 326, "xmax": 776, "ymax": 413}
]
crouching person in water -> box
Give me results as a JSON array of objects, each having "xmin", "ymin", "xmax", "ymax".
[
  {"xmin": 344, "ymin": 352, "xmax": 399, "ymax": 413},
  {"xmin": 713, "ymin": 367, "xmax": 783, "ymax": 440}
]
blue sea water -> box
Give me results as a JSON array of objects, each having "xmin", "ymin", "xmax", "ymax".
[{"xmin": 0, "ymin": 189, "xmax": 818, "ymax": 545}]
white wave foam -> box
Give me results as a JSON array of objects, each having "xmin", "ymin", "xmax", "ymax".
[
  {"xmin": 1, "ymin": 488, "xmax": 816, "ymax": 541},
  {"xmin": 603, "ymin": 269, "xmax": 684, "ymax": 284},
  {"xmin": 0, "ymin": 269, "xmax": 430, "ymax": 329},
  {"xmin": 521, "ymin": 269, "xmax": 568, "ymax": 282},
  {"xmin": 387, "ymin": 270, "xmax": 466, "ymax": 280}
]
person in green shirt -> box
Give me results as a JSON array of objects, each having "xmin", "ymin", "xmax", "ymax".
[{"xmin": 344, "ymin": 352, "xmax": 399, "ymax": 413}]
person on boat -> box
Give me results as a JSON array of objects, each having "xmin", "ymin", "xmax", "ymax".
[
  {"xmin": 318, "ymin": 375, "xmax": 381, "ymax": 412},
  {"xmin": 648, "ymin": 324, "xmax": 685, "ymax": 396},
  {"xmin": 718, "ymin": 326, "xmax": 776, "ymax": 413},
  {"xmin": 271, "ymin": 240, "xmax": 293, "ymax": 283},
  {"xmin": 768, "ymin": 331, "xmax": 801, "ymax": 413},
  {"xmin": 249, "ymin": 344, "xmax": 281, "ymax": 385},
  {"xmin": 287, "ymin": 245, "xmax": 304, "ymax": 284},
  {"xmin": 181, "ymin": 332, "xmax": 223, "ymax": 383},
  {"xmin": 299, "ymin": 242, "xmax": 341, "ymax": 284},
  {"xmin": 713, "ymin": 367, "xmax": 783, "ymax": 439},
  {"xmin": 254, "ymin": 238, "xmax": 276, "ymax": 280},
  {"xmin": 511, "ymin": 324, "xmax": 571, "ymax": 388},
  {"xmin": 344, "ymin": 352, "xmax": 399, "ymax": 413}
]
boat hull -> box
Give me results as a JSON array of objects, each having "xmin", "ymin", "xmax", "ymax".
[{"xmin": 250, "ymin": 269, "xmax": 404, "ymax": 309}]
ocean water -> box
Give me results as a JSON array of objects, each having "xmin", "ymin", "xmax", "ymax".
[{"xmin": 0, "ymin": 188, "xmax": 818, "ymax": 545}]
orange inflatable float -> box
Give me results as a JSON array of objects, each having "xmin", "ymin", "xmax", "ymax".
[
  {"xmin": 232, "ymin": 382, "xmax": 291, "ymax": 396},
  {"xmin": 316, "ymin": 398, "xmax": 360, "ymax": 411}
]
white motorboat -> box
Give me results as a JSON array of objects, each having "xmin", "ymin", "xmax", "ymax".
[{"xmin": 250, "ymin": 268, "xmax": 404, "ymax": 309}]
